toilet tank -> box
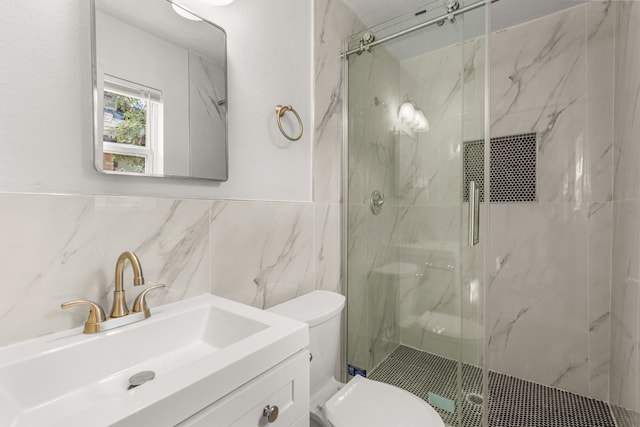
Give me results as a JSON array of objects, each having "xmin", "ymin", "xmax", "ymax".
[{"xmin": 267, "ymin": 291, "xmax": 345, "ymax": 395}]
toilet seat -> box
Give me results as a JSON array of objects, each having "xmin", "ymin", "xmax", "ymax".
[{"xmin": 324, "ymin": 376, "xmax": 445, "ymax": 427}]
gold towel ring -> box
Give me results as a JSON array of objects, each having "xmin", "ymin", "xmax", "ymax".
[{"xmin": 275, "ymin": 105, "xmax": 303, "ymax": 141}]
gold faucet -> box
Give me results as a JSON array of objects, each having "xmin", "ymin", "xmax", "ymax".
[
  {"xmin": 110, "ymin": 251, "xmax": 145, "ymax": 318},
  {"xmin": 61, "ymin": 251, "xmax": 165, "ymax": 333}
]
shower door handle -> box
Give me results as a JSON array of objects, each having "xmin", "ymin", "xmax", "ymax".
[{"xmin": 468, "ymin": 181, "xmax": 480, "ymax": 247}]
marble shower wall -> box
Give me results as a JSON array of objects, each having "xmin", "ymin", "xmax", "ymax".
[
  {"xmin": 610, "ymin": 1, "xmax": 640, "ymax": 412},
  {"xmin": 396, "ymin": 36, "xmax": 486, "ymax": 356},
  {"xmin": 342, "ymin": 0, "xmax": 630, "ymax": 406},
  {"xmin": 314, "ymin": 0, "xmax": 362, "ymax": 204},
  {"xmin": 487, "ymin": 2, "xmax": 615, "ymax": 400},
  {"xmin": 345, "ymin": 12, "xmax": 487, "ymax": 371},
  {"xmin": 347, "ymin": 43, "xmax": 403, "ymax": 373},
  {"xmin": 0, "ymin": 0, "xmax": 357, "ymax": 349},
  {"xmin": 313, "ymin": 0, "xmax": 363, "ymax": 310}
]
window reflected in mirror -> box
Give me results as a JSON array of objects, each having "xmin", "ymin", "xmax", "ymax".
[
  {"xmin": 102, "ymin": 76, "xmax": 163, "ymax": 175},
  {"xmin": 92, "ymin": 0, "xmax": 228, "ymax": 181}
]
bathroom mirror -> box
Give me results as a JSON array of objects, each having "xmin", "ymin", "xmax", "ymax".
[{"xmin": 91, "ymin": 0, "xmax": 228, "ymax": 181}]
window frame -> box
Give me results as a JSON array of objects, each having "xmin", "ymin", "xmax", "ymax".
[{"xmin": 102, "ymin": 75, "xmax": 164, "ymax": 175}]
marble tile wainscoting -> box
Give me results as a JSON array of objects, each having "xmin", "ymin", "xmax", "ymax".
[{"xmin": 0, "ymin": 193, "xmax": 341, "ymax": 348}]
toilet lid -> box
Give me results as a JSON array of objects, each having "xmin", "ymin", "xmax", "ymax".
[{"xmin": 324, "ymin": 376, "xmax": 445, "ymax": 427}]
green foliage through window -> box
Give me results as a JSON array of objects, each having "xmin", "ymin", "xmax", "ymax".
[
  {"xmin": 112, "ymin": 154, "xmax": 145, "ymax": 174},
  {"xmin": 114, "ymin": 95, "xmax": 147, "ymax": 146},
  {"xmin": 103, "ymin": 90, "xmax": 147, "ymax": 146}
]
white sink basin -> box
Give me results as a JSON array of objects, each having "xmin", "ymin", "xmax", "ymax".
[{"xmin": 0, "ymin": 294, "xmax": 308, "ymax": 426}]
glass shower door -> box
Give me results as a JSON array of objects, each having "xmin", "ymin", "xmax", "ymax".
[{"xmin": 345, "ymin": 2, "xmax": 487, "ymax": 426}]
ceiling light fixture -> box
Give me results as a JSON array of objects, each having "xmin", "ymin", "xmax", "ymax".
[
  {"xmin": 414, "ymin": 109, "xmax": 430, "ymax": 132},
  {"xmin": 398, "ymin": 102, "xmax": 416, "ymax": 125},
  {"xmin": 398, "ymin": 98, "xmax": 429, "ymax": 134}
]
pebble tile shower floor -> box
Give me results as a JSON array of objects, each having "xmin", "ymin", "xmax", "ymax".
[{"xmin": 368, "ymin": 346, "xmax": 628, "ymax": 427}]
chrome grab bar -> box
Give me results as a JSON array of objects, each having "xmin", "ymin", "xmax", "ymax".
[{"xmin": 468, "ymin": 181, "xmax": 480, "ymax": 247}]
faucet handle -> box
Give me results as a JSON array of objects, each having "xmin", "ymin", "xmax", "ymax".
[
  {"xmin": 61, "ymin": 300, "xmax": 107, "ymax": 334},
  {"xmin": 132, "ymin": 284, "xmax": 166, "ymax": 318}
]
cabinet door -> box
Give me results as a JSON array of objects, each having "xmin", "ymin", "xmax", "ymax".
[
  {"xmin": 288, "ymin": 413, "xmax": 310, "ymax": 427},
  {"xmin": 179, "ymin": 350, "xmax": 310, "ymax": 427}
]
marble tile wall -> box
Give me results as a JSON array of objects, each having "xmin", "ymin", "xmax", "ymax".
[
  {"xmin": 340, "ymin": 0, "xmax": 633, "ymax": 409},
  {"xmin": 0, "ymin": 194, "xmax": 211, "ymax": 347},
  {"xmin": 344, "ymin": 0, "xmax": 636, "ymax": 407},
  {"xmin": 486, "ymin": 2, "xmax": 615, "ymax": 400},
  {"xmin": 345, "ymin": 12, "xmax": 487, "ymax": 371},
  {"xmin": 209, "ymin": 200, "xmax": 315, "ymax": 308},
  {"xmin": 0, "ymin": 0, "xmax": 356, "ymax": 350},
  {"xmin": 0, "ymin": 194, "xmax": 347, "ymax": 349},
  {"xmin": 347, "ymin": 43, "xmax": 403, "ymax": 373},
  {"xmin": 610, "ymin": 1, "xmax": 640, "ymax": 412},
  {"xmin": 345, "ymin": 8, "xmax": 486, "ymax": 372},
  {"xmin": 314, "ymin": 0, "xmax": 362, "ymax": 205},
  {"xmin": 396, "ymin": 36, "xmax": 486, "ymax": 337},
  {"xmin": 313, "ymin": 0, "xmax": 363, "ymax": 307},
  {"xmin": 361, "ymin": 0, "xmax": 619, "ymax": 400}
]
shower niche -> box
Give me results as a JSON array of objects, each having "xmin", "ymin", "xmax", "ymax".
[{"xmin": 463, "ymin": 132, "xmax": 538, "ymax": 203}]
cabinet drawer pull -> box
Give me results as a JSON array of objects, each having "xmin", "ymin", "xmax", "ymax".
[{"xmin": 262, "ymin": 405, "xmax": 279, "ymax": 423}]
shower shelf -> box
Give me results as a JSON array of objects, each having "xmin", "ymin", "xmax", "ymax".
[{"xmin": 423, "ymin": 261, "xmax": 454, "ymax": 271}]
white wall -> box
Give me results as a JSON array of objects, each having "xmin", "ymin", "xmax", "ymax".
[
  {"xmin": 0, "ymin": 0, "xmax": 312, "ymax": 202},
  {"xmin": 0, "ymin": 0, "xmax": 352, "ymax": 349}
]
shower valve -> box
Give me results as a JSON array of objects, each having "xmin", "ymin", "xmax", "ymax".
[{"xmin": 370, "ymin": 190, "xmax": 385, "ymax": 215}]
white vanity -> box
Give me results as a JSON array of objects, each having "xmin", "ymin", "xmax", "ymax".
[
  {"xmin": 0, "ymin": 295, "xmax": 310, "ymax": 426},
  {"xmin": 174, "ymin": 350, "xmax": 309, "ymax": 427}
]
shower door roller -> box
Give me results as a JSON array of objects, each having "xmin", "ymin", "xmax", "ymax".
[{"xmin": 370, "ymin": 190, "xmax": 385, "ymax": 215}]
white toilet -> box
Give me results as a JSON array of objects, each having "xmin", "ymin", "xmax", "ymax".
[{"xmin": 268, "ymin": 290, "xmax": 445, "ymax": 427}]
